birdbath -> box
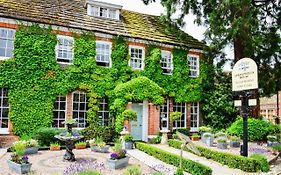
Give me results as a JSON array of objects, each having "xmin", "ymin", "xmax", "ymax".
[
  {"xmin": 160, "ymin": 129, "xmax": 170, "ymax": 144},
  {"xmin": 55, "ymin": 119, "xmax": 83, "ymax": 162}
]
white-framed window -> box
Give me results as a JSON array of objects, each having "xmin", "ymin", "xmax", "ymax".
[
  {"xmin": 53, "ymin": 96, "xmax": 66, "ymax": 128},
  {"xmin": 56, "ymin": 35, "xmax": 74, "ymax": 64},
  {"xmin": 129, "ymin": 46, "xmax": 145, "ymax": 70},
  {"xmin": 161, "ymin": 50, "xmax": 173, "ymax": 74},
  {"xmin": 0, "ymin": 28, "xmax": 15, "ymax": 60},
  {"xmin": 0, "ymin": 88, "xmax": 9, "ymax": 130},
  {"xmin": 190, "ymin": 102, "xmax": 199, "ymax": 132},
  {"xmin": 160, "ymin": 99, "xmax": 169, "ymax": 130},
  {"xmin": 98, "ymin": 98, "xmax": 110, "ymax": 126},
  {"xmin": 96, "ymin": 41, "xmax": 111, "ymax": 67},
  {"xmin": 88, "ymin": 5, "xmax": 119, "ymax": 20},
  {"xmin": 73, "ymin": 91, "xmax": 88, "ymax": 128},
  {"xmin": 173, "ymin": 102, "xmax": 186, "ymax": 128},
  {"xmin": 188, "ymin": 54, "xmax": 199, "ymax": 77}
]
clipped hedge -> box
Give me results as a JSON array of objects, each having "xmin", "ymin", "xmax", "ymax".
[
  {"xmin": 168, "ymin": 139, "xmax": 265, "ymax": 172},
  {"xmin": 135, "ymin": 142, "xmax": 212, "ymax": 175}
]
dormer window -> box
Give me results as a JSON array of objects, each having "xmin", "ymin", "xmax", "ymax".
[{"xmin": 86, "ymin": 1, "xmax": 122, "ymax": 20}]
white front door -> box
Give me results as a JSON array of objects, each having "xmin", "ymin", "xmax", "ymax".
[
  {"xmin": 0, "ymin": 88, "xmax": 9, "ymax": 134},
  {"xmin": 131, "ymin": 103, "xmax": 143, "ymax": 140}
]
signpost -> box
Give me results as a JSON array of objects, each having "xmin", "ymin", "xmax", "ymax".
[{"xmin": 232, "ymin": 58, "xmax": 258, "ymax": 157}]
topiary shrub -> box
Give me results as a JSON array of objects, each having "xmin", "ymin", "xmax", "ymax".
[
  {"xmin": 81, "ymin": 125, "xmax": 116, "ymax": 143},
  {"xmin": 32, "ymin": 127, "xmax": 65, "ymax": 146},
  {"xmin": 227, "ymin": 117, "xmax": 281, "ymax": 141},
  {"xmin": 249, "ymin": 154, "xmax": 270, "ymax": 172}
]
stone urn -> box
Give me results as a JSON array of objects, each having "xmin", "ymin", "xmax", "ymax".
[{"xmin": 107, "ymin": 157, "xmax": 129, "ymax": 169}]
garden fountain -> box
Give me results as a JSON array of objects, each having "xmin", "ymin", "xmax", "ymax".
[{"xmin": 55, "ymin": 119, "xmax": 83, "ymax": 162}]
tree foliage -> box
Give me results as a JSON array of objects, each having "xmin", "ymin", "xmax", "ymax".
[{"xmin": 202, "ymin": 68, "xmax": 238, "ymax": 129}]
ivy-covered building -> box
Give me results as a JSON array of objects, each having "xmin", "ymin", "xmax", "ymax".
[{"xmin": 0, "ymin": 0, "xmax": 209, "ymax": 141}]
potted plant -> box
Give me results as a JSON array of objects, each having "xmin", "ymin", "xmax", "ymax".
[
  {"xmin": 215, "ymin": 131, "xmax": 227, "ymax": 140},
  {"xmin": 217, "ymin": 138, "xmax": 227, "ymax": 149},
  {"xmin": 24, "ymin": 139, "xmax": 39, "ymax": 155},
  {"xmin": 75, "ymin": 141, "xmax": 87, "ymax": 149},
  {"xmin": 272, "ymin": 144, "xmax": 281, "ymax": 156},
  {"xmin": 191, "ymin": 133, "xmax": 200, "ymax": 141},
  {"xmin": 229, "ymin": 136, "xmax": 240, "ymax": 148},
  {"xmin": 267, "ymin": 135, "xmax": 279, "ymax": 147},
  {"xmin": 50, "ymin": 143, "xmax": 60, "ymax": 151},
  {"xmin": 203, "ymin": 133, "xmax": 214, "ymax": 146},
  {"xmin": 8, "ymin": 141, "xmax": 32, "ymax": 174},
  {"xmin": 90, "ymin": 137, "xmax": 110, "ymax": 153},
  {"xmin": 124, "ymin": 134, "xmax": 134, "ymax": 149},
  {"xmin": 107, "ymin": 139, "xmax": 129, "ymax": 169},
  {"xmin": 199, "ymin": 126, "xmax": 212, "ymax": 143}
]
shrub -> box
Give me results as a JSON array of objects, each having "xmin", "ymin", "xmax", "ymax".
[
  {"xmin": 32, "ymin": 127, "xmax": 65, "ymax": 146},
  {"xmin": 168, "ymin": 139, "xmax": 261, "ymax": 172},
  {"xmin": 199, "ymin": 126, "xmax": 212, "ymax": 133},
  {"xmin": 227, "ymin": 118, "xmax": 281, "ymax": 141},
  {"xmin": 150, "ymin": 136, "xmax": 161, "ymax": 144},
  {"xmin": 173, "ymin": 128, "xmax": 190, "ymax": 136},
  {"xmin": 78, "ymin": 171, "xmax": 102, "ymax": 175},
  {"xmin": 123, "ymin": 165, "xmax": 141, "ymax": 175},
  {"xmin": 175, "ymin": 168, "xmax": 184, "ymax": 175},
  {"xmin": 75, "ymin": 141, "xmax": 87, "ymax": 147},
  {"xmin": 121, "ymin": 109, "xmax": 137, "ymax": 121},
  {"xmin": 249, "ymin": 154, "xmax": 270, "ymax": 172},
  {"xmin": 191, "ymin": 133, "xmax": 200, "ymax": 138},
  {"xmin": 272, "ymin": 144, "xmax": 281, "ymax": 152},
  {"xmin": 124, "ymin": 134, "xmax": 133, "ymax": 142},
  {"xmin": 135, "ymin": 142, "xmax": 212, "ymax": 175},
  {"xmin": 82, "ymin": 125, "xmax": 116, "ymax": 143}
]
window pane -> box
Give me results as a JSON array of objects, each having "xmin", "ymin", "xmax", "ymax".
[
  {"xmin": 0, "ymin": 28, "xmax": 15, "ymax": 58},
  {"xmin": 72, "ymin": 92, "xmax": 88, "ymax": 128},
  {"xmin": 130, "ymin": 47, "xmax": 144, "ymax": 70},
  {"xmin": 56, "ymin": 36, "xmax": 74, "ymax": 63},
  {"xmin": 52, "ymin": 95, "xmax": 66, "ymax": 128}
]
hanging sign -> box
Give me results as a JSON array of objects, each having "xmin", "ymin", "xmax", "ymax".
[{"xmin": 232, "ymin": 58, "xmax": 258, "ymax": 91}]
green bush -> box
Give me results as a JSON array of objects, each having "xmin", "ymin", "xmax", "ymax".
[
  {"xmin": 123, "ymin": 165, "xmax": 141, "ymax": 175},
  {"xmin": 176, "ymin": 168, "xmax": 184, "ymax": 175},
  {"xmin": 150, "ymin": 136, "xmax": 161, "ymax": 144},
  {"xmin": 249, "ymin": 154, "xmax": 269, "ymax": 172},
  {"xmin": 32, "ymin": 127, "xmax": 65, "ymax": 146},
  {"xmin": 135, "ymin": 142, "xmax": 212, "ymax": 175},
  {"xmin": 78, "ymin": 171, "xmax": 102, "ymax": 175},
  {"xmin": 227, "ymin": 118, "xmax": 281, "ymax": 141},
  {"xmin": 173, "ymin": 128, "xmax": 190, "ymax": 136},
  {"xmin": 168, "ymin": 139, "xmax": 262, "ymax": 172},
  {"xmin": 272, "ymin": 144, "xmax": 281, "ymax": 152},
  {"xmin": 82, "ymin": 125, "xmax": 116, "ymax": 143}
]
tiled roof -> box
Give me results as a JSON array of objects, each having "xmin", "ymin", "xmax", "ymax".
[{"xmin": 0, "ymin": 0, "xmax": 204, "ymax": 49}]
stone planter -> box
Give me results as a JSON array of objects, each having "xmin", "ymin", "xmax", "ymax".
[
  {"xmin": 24, "ymin": 147, "xmax": 39, "ymax": 155},
  {"xmin": 7, "ymin": 160, "xmax": 32, "ymax": 174},
  {"xmin": 107, "ymin": 157, "xmax": 129, "ymax": 169},
  {"xmin": 217, "ymin": 142, "xmax": 227, "ymax": 149},
  {"xmin": 230, "ymin": 141, "xmax": 240, "ymax": 148},
  {"xmin": 205, "ymin": 136, "xmax": 214, "ymax": 146},
  {"xmin": 125, "ymin": 142, "xmax": 133, "ymax": 149},
  {"xmin": 91, "ymin": 145, "xmax": 110, "ymax": 153},
  {"xmin": 267, "ymin": 141, "xmax": 280, "ymax": 147},
  {"xmin": 201, "ymin": 132, "xmax": 212, "ymax": 143}
]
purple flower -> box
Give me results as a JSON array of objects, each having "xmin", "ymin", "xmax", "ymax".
[
  {"xmin": 110, "ymin": 152, "xmax": 119, "ymax": 160},
  {"xmin": 21, "ymin": 155, "xmax": 29, "ymax": 163},
  {"xmin": 73, "ymin": 132, "xmax": 80, "ymax": 137}
]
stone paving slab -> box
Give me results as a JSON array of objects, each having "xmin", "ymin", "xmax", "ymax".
[
  {"xmin": 127, "ymin": 149, "xmax": 190, "ymax": 175},
  {"xmin": 153, "ymin": 144, "xmax": 260, "ymax": 175},
  {"xmin": 0, "ymin": 148, "xmax": 156, "ymax": 175}
]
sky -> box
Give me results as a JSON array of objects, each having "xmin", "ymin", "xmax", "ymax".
[{"xmin": 98, "ymin": 0, "xmax": 233, "ymax": 70}]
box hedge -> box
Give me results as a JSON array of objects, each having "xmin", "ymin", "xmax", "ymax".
[
  {"xmin": 135, "ymin": 142, "xmax": 212, "ymax": 175},
  {"xmin": 168, "ymin": 139, "xmax": 266, "ymax": 172}
]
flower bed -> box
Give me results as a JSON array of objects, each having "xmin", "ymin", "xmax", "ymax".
[
  {"xmin": 168, "ymin": 139, "xmax": 268, "ymax": 172},
  {"xmin": 135, "ymin": 142, "xmax": 212, "ymax": 175}
]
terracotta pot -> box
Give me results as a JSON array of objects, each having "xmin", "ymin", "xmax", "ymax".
[
  {"xmin": 75, "ymin": 145, "xmax": 86, "ymax": 149},
  {"xmin": 50, "ymin": 146, "xmax": 60, "ymax": 151},
  {"xmin": 192, "ymin": 137, "xmax": 200, "ymax": 141}
]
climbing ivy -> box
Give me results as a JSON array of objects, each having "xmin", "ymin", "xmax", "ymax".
[{"xmin": 0, "ymin": 24, "xmax": 210, "ymax": 136}]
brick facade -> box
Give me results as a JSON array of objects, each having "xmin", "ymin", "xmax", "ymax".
[{"xmin": 148, "ymin": 104, "xmax": 160, "ymax": 135}]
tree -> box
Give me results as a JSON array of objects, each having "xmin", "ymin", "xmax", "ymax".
[
  {"xmin": 201, "ymin": 68, "xmax": 238, "ymax": 129},
  {"xmin": 143, "ymin": 0, "xmax": 280, "ymax": 116}
]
